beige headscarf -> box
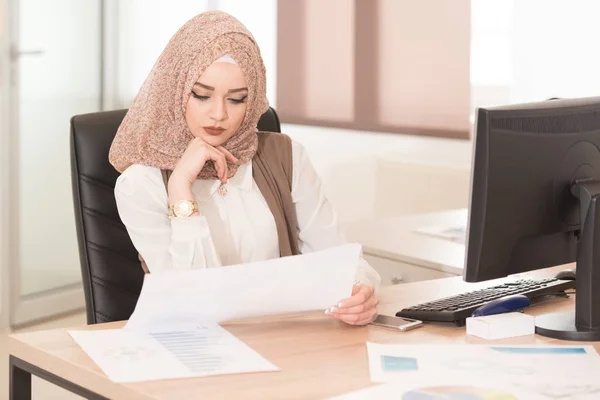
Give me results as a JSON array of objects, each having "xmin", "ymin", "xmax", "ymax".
[{"xmin": 108, "ymin": 11, "xmax": 268, "ymax": 179}]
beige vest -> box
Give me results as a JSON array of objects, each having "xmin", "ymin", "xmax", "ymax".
[{"xmin": 139, "ymin": 132, "xmax": 300, "ymax": 273}]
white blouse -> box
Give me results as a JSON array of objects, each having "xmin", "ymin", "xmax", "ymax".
[{"xmin": 115, "ymin": 140, "xmax": 381, "ymax": 290}]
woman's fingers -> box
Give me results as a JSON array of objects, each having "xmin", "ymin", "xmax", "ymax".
[
  {"xmin": 325, "ymin": 284, "xmax": 378, "ymax": 326},
  {"xmin": 216, "ymin": 146, "xmax": 239, "ymax": 164},
  {"xmin": 327, "ymin": 305, "xmax": 378, "ymax": 325},
  {"xmin": 335, "ymin": 285, "xmax": 374, "ymax": 309},
  {"xmin": 208, "ymin": 147, "xmax": 228, "ymax": 183},
  {"xmin": 329, "ymin": 295, "xmax": 378, "ymax": 315}
]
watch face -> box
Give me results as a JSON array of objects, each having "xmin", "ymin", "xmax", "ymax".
[{"xmin": 174, "ymin": 200, "xmax": 194, "ymax": 217}]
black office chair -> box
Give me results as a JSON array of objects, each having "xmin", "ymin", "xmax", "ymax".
[{"xmin": 70, "ymin": 107, "xmax": 282, "ymax": 324}]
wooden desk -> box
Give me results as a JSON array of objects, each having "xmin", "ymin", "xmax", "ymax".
[{"xmin": 9, "ymin": 266, "xmax": 596, "ymax": 400}]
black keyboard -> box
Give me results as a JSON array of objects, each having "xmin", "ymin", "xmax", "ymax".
[{"xmin": 396, "ymin": 277, "xmax": 576, "ymax": 326}]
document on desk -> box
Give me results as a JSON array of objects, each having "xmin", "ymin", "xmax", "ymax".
[
  {"xmin": 68, "ymin": 244, "xmax": 360, "ymax": 382},
  {"xmin": 69, "ymin": 323, "xmax": 279, "ymax": 383},
  {"xmin": 328, "ymin": 374, "xmax": 600, "ymax": 400},
  {"xmin": 367, "ymin": 342, "xmax": 600, "ymax": 384},
  {"xmin": 125, "ymin": 243, "xmax": 361, "ymax": 333}
]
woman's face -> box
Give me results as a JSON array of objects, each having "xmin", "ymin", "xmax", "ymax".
[{"xmin": 185, "ymin": 61, "xmax": 248, "ymax": 147}]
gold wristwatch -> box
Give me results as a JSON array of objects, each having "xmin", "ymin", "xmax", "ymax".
[{"xmin": 169, "ymin": 200, "xmax": 198, "ymax": 217}]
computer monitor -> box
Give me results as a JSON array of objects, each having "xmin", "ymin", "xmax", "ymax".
[{"xmin": 465, "ymin": 96, "xmax": 600, "ymax": 341}]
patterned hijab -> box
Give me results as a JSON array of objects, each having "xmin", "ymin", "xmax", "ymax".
[{"xmin": 108, "ymin": 11, "xmax": 268, "ymax": 179}]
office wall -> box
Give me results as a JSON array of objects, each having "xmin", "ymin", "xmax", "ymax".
[
  {"xmin": 510, "ymin": 0, "xmax": 600, "ymax": 102},
  {"xmin": 471, "ymin": 0, "xmax": 600, "ymax": 107},
  {"xmin": 276, "ymin": 0, "xmax": 471, "ymax": 139},
  {"xmin": 282, "ymin": 123, "xmax": 472, "ymax": 224}
]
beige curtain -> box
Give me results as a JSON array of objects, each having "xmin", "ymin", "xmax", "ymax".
[{"xmin": 276, "ymin": 0, "xmax": 471, "ymax": 139}]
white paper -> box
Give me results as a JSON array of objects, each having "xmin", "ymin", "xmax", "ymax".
[
  {"xmin": 413, "ymin": 224, "xmax": 466, "ymax": 243},
  {"xmin": 327, "ymin": 375, "xmax": 600, "ymax": 400},
  {"xmin": 126, "ymin": 243, "xmax": 361, "ymax": 333},
  {"xmin": 367, "ymin": 343, "xmax": 600, "ymax": 384},
  {"xmin": 68, "ymin": 324, "xmax": 279, "ymax": 383}
]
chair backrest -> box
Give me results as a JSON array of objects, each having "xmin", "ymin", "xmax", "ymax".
[{"xmin": 70, "ymin": 107, "xmax": 282, "ymax": 324}]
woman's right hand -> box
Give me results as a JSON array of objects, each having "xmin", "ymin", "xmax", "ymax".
[{"xmin": 168, "ymin": 138, "xmax": 238, "ymax": 205}]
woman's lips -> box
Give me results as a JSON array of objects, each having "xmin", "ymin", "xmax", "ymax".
[{"xmin": 203, "ymin": 127, "xmax": 226, "ymax": 136}]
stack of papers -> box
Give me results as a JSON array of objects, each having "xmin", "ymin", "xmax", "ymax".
[{"xmin": 69, "ymin": 243, "xmax": 362, "ymax": 382}]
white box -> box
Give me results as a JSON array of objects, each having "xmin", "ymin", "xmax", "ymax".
[{"xmin": 466, "ymin": 312, "xmax": 535, "ymax": 340}]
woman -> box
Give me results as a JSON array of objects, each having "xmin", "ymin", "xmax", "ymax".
[{"xmin": 109, "ymin": 11, "xmax": 380, "ymax": 326}]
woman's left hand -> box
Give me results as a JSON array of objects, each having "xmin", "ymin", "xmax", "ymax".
[{"xmin": 325, "ymin": 284, "xmax": 379, "ymax": 326}]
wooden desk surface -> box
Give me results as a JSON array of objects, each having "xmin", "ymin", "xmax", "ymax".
[{"xmin": 9, "ymin": 266, "xmax": 596, "ymax": 400}]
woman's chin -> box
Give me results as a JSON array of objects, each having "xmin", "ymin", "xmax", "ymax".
[{"xmin": 197, "ymin": 132, "xmax": 228, "ymax": 147}]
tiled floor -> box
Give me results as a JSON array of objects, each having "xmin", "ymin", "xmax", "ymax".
[{"xmin": 1, "ymin": 312, "xmax": 87, "ymax": 400}]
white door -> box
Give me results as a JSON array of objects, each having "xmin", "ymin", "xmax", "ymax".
[{"xmin": 2, "ymin": 0, "xmax": 103, "ymax": 326}]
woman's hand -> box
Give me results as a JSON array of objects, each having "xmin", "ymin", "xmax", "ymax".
[
  {"xmin": 171, "ymin": 137, "xmax": 238, "ymax": 186},
  {"xmin": 168, "ymin": 138, "xmax": 237, "ymax": 206},
  {"xmin": 325, "ymin": 284, "xmax": 379, "ymax": 326}
]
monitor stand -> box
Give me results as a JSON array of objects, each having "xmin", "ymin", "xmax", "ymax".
[{"xmin": 536, "ymin": 180, "xmax": 600, "ymax": 341}]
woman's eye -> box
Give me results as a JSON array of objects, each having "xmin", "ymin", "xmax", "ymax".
[
  {"xmin": 228, "ymin": 96, "xmax": 248, "ymax": 104},
  {"xmin": 191, "ymin": 92, "xmax": 209, "ymax": 100}
]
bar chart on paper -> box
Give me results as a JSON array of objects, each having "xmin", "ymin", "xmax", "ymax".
[
  {"xmin": 68, "ymin": 324, "xmax": 279, "ymax": 382},
  {"xmin": 148, "ymin": 325, "xmax": 276, "ymax": 376},
  {"xmin": 149, "ymin": 329, "xmax": 226, "ymax": 374}
]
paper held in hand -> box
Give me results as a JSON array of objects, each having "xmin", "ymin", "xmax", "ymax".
[{"xmin": 125, "ymin": 242, "xmax": 362, "ymax": 333}]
